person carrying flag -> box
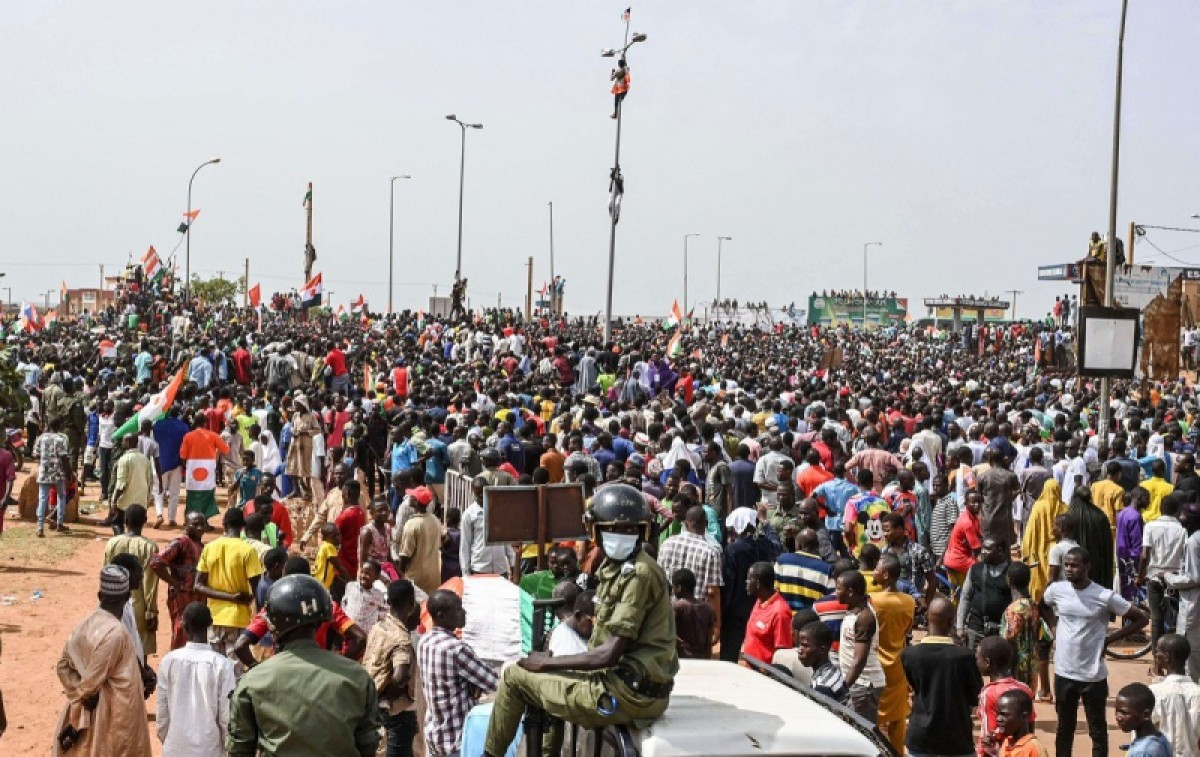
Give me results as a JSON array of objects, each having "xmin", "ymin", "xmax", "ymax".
[{"xmin": 178, "ymin": 413, "xmax": 230, "ymax": 525}]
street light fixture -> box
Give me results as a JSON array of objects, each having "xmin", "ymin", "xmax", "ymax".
[
  {"xmin": 446, "ymin": 115, "xmax": 483, "ymax": 286},
  {"xmin": 862, "ymin": 242, "xmax": 883, "ymax": 327},
  {"xmin": 716, "ymin": 236, "xmax": 732, "ymax": 305},
  {"xmin": 683, "ymin": 233, "xmax": 699, "ymax": 316},
  {"xmin": 601, "ymin": 31, "xmax": 648, "ymax": 344},
  {"xmin": 388, "ymin": 174, "xmax": 412, "ymax": 315},
  {"xmin": 184, "ymin": 156, "xmax": 221, "ymax": 301}
]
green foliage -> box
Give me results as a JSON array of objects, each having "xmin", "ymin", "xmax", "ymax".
[{"xmin": 189, "ymin": 274, "xmax": 245, "ymax": 306}]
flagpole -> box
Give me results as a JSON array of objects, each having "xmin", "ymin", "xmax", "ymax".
[{"xmin": 548, "ymin": 201, "xmax": 555, "ymax": 315}]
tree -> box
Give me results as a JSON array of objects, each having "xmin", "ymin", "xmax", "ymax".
[{"xmin": 189, "ymin": 274, "xmax": 244, "ymax": 306}]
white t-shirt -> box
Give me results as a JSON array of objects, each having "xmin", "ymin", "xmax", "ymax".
[
  {"xmin": 1047, "ymin": 538, "xmax": 1079, "ymax": 569},
  {"xmin": 547, "ymin": 623, "xmax": 589, "ymax": 657},
  {"xmin": 1043, "ymin": 580, "xmax": 1132, "ymax": 682}
]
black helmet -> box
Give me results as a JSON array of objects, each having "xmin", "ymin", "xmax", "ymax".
[
  {"xmin": 480, "ymin": 447, "xmax": 502, "ymax": 464},
  {"xmin": 586, "ymin": 483, "xmax": 651, "ymax": 540},
  {"xmin": 265, "ymin": 575, "xmax": 332, "ymax": 638}
]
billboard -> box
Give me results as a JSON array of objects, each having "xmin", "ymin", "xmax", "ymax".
[
  {"xmin": 807, "ymin": 295, "xmax": 908, "ymax": 327},
  {"xmin": 933, "ymin": 306, "xmax": 1008, "ymax": 322}
]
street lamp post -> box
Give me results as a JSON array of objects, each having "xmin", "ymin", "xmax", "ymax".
[
  {"xmin": 446, "ymin": 115, "xmax": 482, "ymax": 285},
  {"xmin": 1098, "ymin": 0, "xmax": 1130, "ymax": 439},
  {"xmin": 388, "ymin": 174, "xmax": 412, "ymax": 314},
  {"xmin": 184, "ymin": 157, "xmax": 221, "ymax": 302},
  {"xmin": 43, "ymin": 289, "xmax": 53, "ymax": 312},
  {"xmin": 548, "ymin": 201, "xmax": 556, "ymax": 315},
  {"xmin": 862, "ymin": 242, "xmax": 883, "ymax": 327},
  {"xmin": 600, "ymin": 30, "xmax": 648, "ymax": 345},
  {"xmin": 683, "ymin": 233, "xmax": 699, "ymax": 317},
  {"xmin": 716, "ymin": 235, "xmax": 732, "ymax": 305}
]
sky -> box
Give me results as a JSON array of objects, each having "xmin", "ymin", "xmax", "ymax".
[{"xmin": 2, "ymin": 1, "xmax": 1199, "ymax": 321}]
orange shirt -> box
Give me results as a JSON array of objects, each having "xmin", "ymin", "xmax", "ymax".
[{"xmin": 179, "ymin": 428, "xmax": 230, "ymax": 461}]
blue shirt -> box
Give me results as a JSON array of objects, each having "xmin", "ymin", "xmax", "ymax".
[
  {"xmin": 775, "ymin": 550, "xmax": 835, "ymax": 611},
  {"xmin": 188, "ymin": 355, "xmax": 213, "ymax": 389},
  {"xmin": 153, "ymin": 417, "xmax": 190, "ymax": 471},
  {"xmin": 612, "ymin": 436, "xmax": 635, "ymax": 463},
  {"xmin": 500, "ymin": 434, "xmax": 525, "ymax": 472},
  {"xmin": 814, "ymin": 477, "xmax": 860, "ymax": 531},
  {"xmin": 424, "ymin": 438, "xmax": 449, "ymax": 484},
  {"xmin": 391, "ymin": 439, "xmax": 417, "ymax": 473},
  {"xmin": 134, "ymin": 351, "xmax": 152, "ymax": 383},
  {"xmin": 1127, "ymin": 732, "xmax": 1173, "ymax": 757}
]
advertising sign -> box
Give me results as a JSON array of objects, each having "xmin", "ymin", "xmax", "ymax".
[{"xmin": 807, "ymin": 295, "xmax": 908, "ymax": 327}]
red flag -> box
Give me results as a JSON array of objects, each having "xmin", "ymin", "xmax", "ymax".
[
  {"xmin": 247, "ymin": 283, "xmax": 261, "ymax": 308},
  {"xmin": 182, "ymin": 209, "xmax": 200, "ymax": 220}
]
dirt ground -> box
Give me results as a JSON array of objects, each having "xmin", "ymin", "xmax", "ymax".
[{"xmin": 0, "ymin": 467, "xmax": 1159, "ymax": 756}]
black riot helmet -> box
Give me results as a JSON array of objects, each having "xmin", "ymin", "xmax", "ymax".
[
  {"xmin": 585, "ymin": 483, "xmax": 652, "ymax": 542},
  {"xmin": 265, "ymin": 574, "xmax": 332, "ymax": 639}
]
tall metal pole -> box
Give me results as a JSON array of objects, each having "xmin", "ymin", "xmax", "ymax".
[
  {"xmin": 548, "ymin": 201, "xmax": 556, "ymax": 315},
  {"xmin": 446, "ymin": 116, "xmax": 481, "ymax": 286},
  {"xmin": 184, "ymin": 157, "xmax": 221, "ymax": 301},
  {"xmin": 388, "ymin": 175, "xmax": 411, "ymax": 315},
  {"xmin": 455, "ymin": 124, "xmax": 466, "ymax": 281},
  {"xmin": 601, "ymin": 32, "xmax": 647, "ymax": 345},
  {"xmin": 683, "ymin": 233, "xmax": 699, "ymax": 317},
  {"xmin": 716, "ymin": 235, "xmax": 731, "ymax": 304},
  {"xmin": 862, "ymin": 242, "xmax": 882, "ymax": 327},
  {"xmin": 1098, "ymin": 0, "xmax": 1129, "ymax": 441},
  {"xmin": 1005, "ymin": 289, "xmax": 1023, "ymax": 321}
]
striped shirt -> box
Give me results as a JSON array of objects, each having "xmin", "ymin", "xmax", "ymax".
[
  {"xmin": 811, "ymin": 661, "xmax": 849, "ymax": 703},
  {"xmin": 775, "ymin": 550, "xmax": 835, "ymax": 611}
]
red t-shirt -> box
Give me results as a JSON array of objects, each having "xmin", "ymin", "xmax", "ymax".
[
  {"xmin": 335, "ymin": 506, "xmax": 368, "ymax": 574},
  {"xmin": 243, "ymin": 601, "xmax": 356, "ymax": 654},
  {"xmin": 391, "ymin": 367, "xmax": 408, "ymax": 398},
  {"xmin": 741, "ymin": 592, "xmax": 793, "ymax": 664},
  {"xmin": 204, "ymin": 407, "xmax": 225, "ymax": 434},
  {"xmin": 978, "ymin": 678, "xmax": 1035, "ymax": 756},
  {"xmin": 232, "ymin": 348, "xmax": 252, "ymax": 385},
  {"xmin": 326, "ymin": 348, "xmax": 348, "ymax": 378},
  {"xmin": 243, "ymin": 499, "xmax": 294, "ymax": 547},
  {"xmin": 944, "ymin": 509, "xmax": 982, "ymax": 574}
]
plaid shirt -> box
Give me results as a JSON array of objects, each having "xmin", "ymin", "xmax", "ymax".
[
  {"xmin": 417, "ymin": 626, "xmax": 498, "ymax": 756},
  {"xmin": 657, "ymin": 530, "xmax": 724, "ymax": 599}
]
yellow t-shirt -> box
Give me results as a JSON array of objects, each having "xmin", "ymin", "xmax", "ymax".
[
  {"xmin": 1141, "ymin": 477, "xmax": 1174, "ymax": 522},
  {"xmin": 196, "ymin": 536, "xmax": 263, "ymax": 628},
  {"xmin": 313, "ymin": 541, "xmax": 340, "ymax": 589}
]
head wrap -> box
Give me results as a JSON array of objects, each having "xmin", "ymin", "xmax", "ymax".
[{"xmin": 726, "ymin": 507, "xmax": 758, "ymax": 535}]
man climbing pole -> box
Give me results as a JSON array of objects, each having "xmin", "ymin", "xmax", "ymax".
[{"xmin": 610, "ymin": 58, "xmax": 630, "ymax": 119}]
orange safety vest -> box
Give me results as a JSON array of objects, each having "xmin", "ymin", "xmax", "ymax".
[{"xmin": 611, "ymin": 70, "xmax": 630, "ymax": 95}]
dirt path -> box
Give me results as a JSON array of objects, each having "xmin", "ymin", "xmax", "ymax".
[{"xmin": 0, "ymin": 468, "xmax": 1158, "ymax": 756}]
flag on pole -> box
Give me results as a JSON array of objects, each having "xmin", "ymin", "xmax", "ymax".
[
  {"xmin": 666, "ymin": 329, "xmax": 682, "ymax": 358},
  {"xmin": 622, "ymin": 7, "xmax": 631, "ymax": 21},
  {"xmin": 60, "ymin": 280, "xmax": 68, "ymax": 301},
  {"xmin": 300, "ymin": 272, "xmax": 323, "ymax": 307},
  {"xmin": 142, "ymin": 245, "xmax": 161, "ymax": 279},
  {"xmin": 247, "ymin": 283, "xmax": 261, "ymax": 308},
  {"xmin": 336, "ymin": 304, "xmax": 346, "ymax": 318},
  {"xmin": 44, "ymin": 309, "xmax": 58, "ymax": 327},
  {"xmin": 112, "ymin": 362, "xmax": 187, "ymax": 440},
  {"xmin": 302, "ymin": 183, "xmax": 312, "ymax": 209},
  {"xmin": 667, "ymin": 299, "xmax": 684, "ymax": 327},
  {"xmin": 98, "ymin": 339, "xmax": 117, "ymax": 359},
  {"xmin": 19, "ymin": 303, "xmax": 43, "ymax": 332},
  {"xmin": 721, "ymin": 333, "xmax": 730, "ymax": 348},
  {"xmin": 182, "ymin": 209, "xmax": 201, "ymax": 220},
  {"xmin": 351, "ymin": 294, "xmax": 366, "ymax": 313}
]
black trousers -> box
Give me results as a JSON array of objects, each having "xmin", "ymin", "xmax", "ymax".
[
  {"xmin": 381, "ymin": 709, "xmax": 417, "ymax": 757},
  {"xmin": 719, "ymin": 618, "xmax": 747, "ymax": 663},
  {"xmin": 1054, "ymin": 674, "xmax": 1107, "ymax": 757}
]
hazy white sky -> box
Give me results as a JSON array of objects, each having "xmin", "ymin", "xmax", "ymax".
[{"xmin": 2, "ymin": 2, "xmax": 1198, "ymax": 319}]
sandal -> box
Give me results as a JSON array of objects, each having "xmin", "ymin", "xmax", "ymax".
[{"xmin": 1035, "ymin": 692, "xmax": 1053, "ymax": 703}]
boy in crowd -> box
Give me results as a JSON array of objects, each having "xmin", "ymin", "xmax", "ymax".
[
  {"xmin": 671, "ymin": 568, "xmax": 716, "ymax": 659},
  {"xmin": 548, "ymin": 590, "xmax": 595, "ymax": 658},
  {"xmin": 976, "ymin": 635, "xmax": 1035, "ymax": 757},
  {"xmin": 1149, "ymin": 634, "xmax": 1200, "ymax": 757},
  {"xmin": 994, "ymin": 690, "xmax": 1047, "ymax": 757},
  {"xmin": 1115, "ymin": 683, "xmax": 1173, "ymax": 757},
  {"xmin": 156, "ymin": 602, "xmax": 236, "ymax": 755},
  {"xmin": 797, "ymin": 620, "xmax": 848, "ymax": 703}
]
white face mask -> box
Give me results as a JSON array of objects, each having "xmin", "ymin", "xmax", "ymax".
[{"xmin": 601, "ymin": 532, "xmax": 639, "ymax": 562}]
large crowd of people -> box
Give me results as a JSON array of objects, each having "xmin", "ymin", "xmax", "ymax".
[{"xmin": 5, "ymin": 286, "xmax": 1200, "ymax": 757}]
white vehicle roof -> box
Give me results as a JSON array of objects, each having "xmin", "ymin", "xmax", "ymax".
[{"xmin": 636, "ymin": 660, "xmax": 884, "ymax": 757}]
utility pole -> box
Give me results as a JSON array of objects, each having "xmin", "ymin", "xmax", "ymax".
[
  {"xmin": 99, "ymin": 264, "xmax": 104, "ymax": 291},
  {"xmin": 244, "ymin": 258, "xmax": 250, "ymax": 306},
  {"xmin": 548, "ymin": 201, "xmax": 556, "ymax": 315},
  {"xmin": 1098, "ymin": 0, "xmax": 1129, "ymax": 441},
  {"xmin": 525, "ymin": 256, "xmax": 533, "ymax": 321},
  {"xmin": 1128, "ymin": 220, "xmax": 1137, "ymax": 266},
  {"xmin": 303, "ymin": 182, "xmax": 316, "ymax": 284},
  {"xmin": 1005, "ymin": 289, "xmax": 1023, "ymax": 320}
]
